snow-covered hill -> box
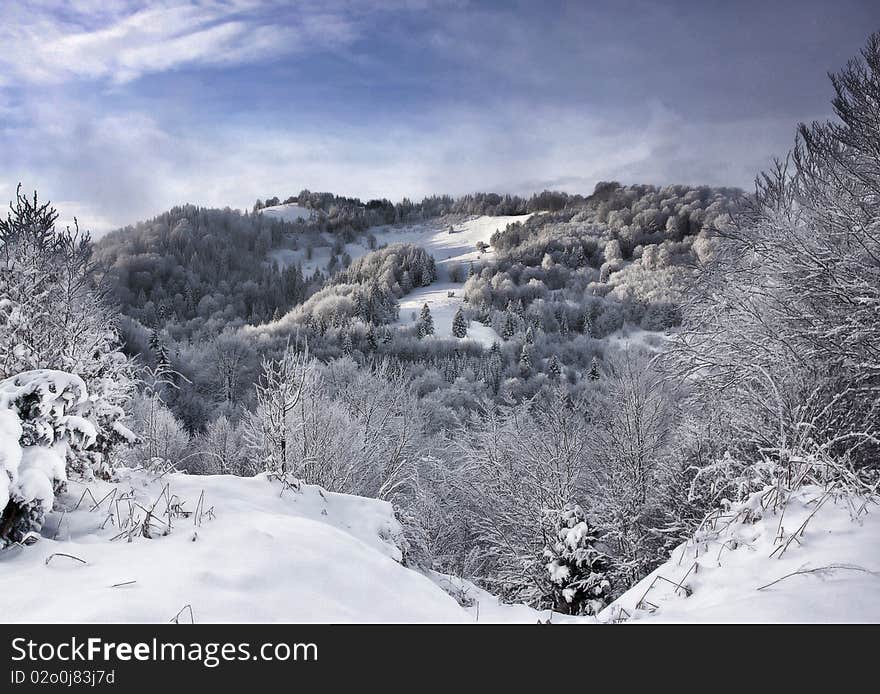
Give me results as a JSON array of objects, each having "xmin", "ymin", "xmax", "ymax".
[
  {"xmin": 264, "ymin": 213, "xmax": 533, "ymax": 344},
  {"xmin": 0, "ymin": 470, "xmax": 549, "ymax": 623},
  {"xmin": 602, "ymin": 487, "xmax": 880, "ymax": 623},
  {"xmin": 260, "ymin": 202, "xmax": 314, "ymax": 223},
  {"xmin": 387, "ymin": 215, "xmax": 532, "ymax": 345}
]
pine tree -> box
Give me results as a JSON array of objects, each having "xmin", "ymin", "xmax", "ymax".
[
  {"xmin": 589, "ymin": 355, "xmax": 601, "ymax": 380},
  {"xmin": 0, "ymin": 186, "xmax": 135, "ymax": 479},
  {"xmin": 543, "ymin": 504, "xmax": 610, "ymax": 615},
  {"xmin": 149, "ymin": 329, "xmax": 171, "ymax": 371},
  {"xmin": 366, "ymin": 323, "xmax": 378, "ymax": 350},
  {"xmin": 581, "ymin": 309, "xmax": 593, "ymax": 337},
  {"xmin": 519, "ymin": 343, "xmax": 533, "ymax": 374},
  {"xmin": 547, "ymin": 354, "xmax": 562, "ymax": 379},
  {"xmin": 525, "ymin": 326, "xmax": 535, "ymax": 344},
  {"xmin": 559, "ymin": 311, "xmax": 569, "ymax": 335},
  {"xmin": 501, "ymin": 311, "xmax": 517, "ymax": 340},
  {"xmin": 400, "ymin": 270, "xmax": 413, "ymax": 294},
  {"xmin": 417, "ymin": 303, "xmax": 434, "ymax": 338},
  {"xmin": 452, "ymin": 306, "xmax": 468, "ymax": 338}
]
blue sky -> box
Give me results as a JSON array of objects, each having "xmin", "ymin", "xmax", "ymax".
[{"xmin": 1, "ymin": 0, "xmax": 878, "ymax": 234}]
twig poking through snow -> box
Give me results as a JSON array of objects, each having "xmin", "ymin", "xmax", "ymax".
[
  {"xmin": 757, "ymin": 563, "xmax": 879, "ymax": 591},
  {"xmin": 45, "ymin": 552, "xmax": 87, "ymax": 566},
  {"xmin": 170, "ymin": 604, "xmax": 195, "ymax": 624}
]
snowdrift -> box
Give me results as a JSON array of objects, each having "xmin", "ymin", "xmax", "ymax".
[
  {"xmin": 0, "ymin": 470, "xmax": 545, "ymax": 623},
  {"xmin": 602, "ymin": 487, "xmax": 880, "ymax": 623}
]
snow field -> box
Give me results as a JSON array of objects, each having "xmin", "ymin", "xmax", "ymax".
[
  {"xmin": 602, "ymin": 487, "xmax": 880, "ymax": 623},
  {"xmin": 0, "ymin": 469, "xmax": 551, "ymax": 623}
]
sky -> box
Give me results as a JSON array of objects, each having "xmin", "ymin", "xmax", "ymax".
[{"xmin": 1, "ymin": 0, "xmax": 878, "ymax": 235}]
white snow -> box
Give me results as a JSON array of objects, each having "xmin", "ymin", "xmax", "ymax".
[
  {"xmin": 371, "ymin": 214, "xmax": 532, "ymax": 269},
  {"xmin": 428, "ymin": 571, "xmax": 558, "ymax": 623},
  {"xmin": 397, "ymin": 282, "xmax": 499, "ymax": 348},
  {"xmin": 383, "ymin": 214, "xmax": 531, "ymax": 345},
  {"xmin": 3, "ymin": 462, "xmax": 877, "ymax": 623},
  {"xmin": 263, "ymin": 213, "xmax": 532, "ymax": 345},
  {"xmin": 260, "ymin": 202, "xmax": 314, "ymax": 223},
  {"xmin": 605, "ymin": 325, "xmax": 669, "ymax": 352},
  {"xmin": 601, "ymin": 487, "xmax": 880, "ymax": 623},
  {"xmin": 0, "ymin": 469, "xmax": 547, "ymax": 623},
  {"xmin": 0, "ymin": 409, "xmax": 23, "ymax": 511}
]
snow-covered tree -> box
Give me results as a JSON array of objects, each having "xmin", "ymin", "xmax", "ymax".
[
  {"xmin": 0, "ymin": 187, "xmax": 135, "ymax": 478},
  {"xmin": 589, "ymin": 355, "xmax": 600, "ymax": 381},
  {"xmin": 244, "ymin": 345, "xmax": 312, "ymax": 475},
  {"xmin": 452, "ymin": 306, "xmax": 468, "ymax": 338},
  {"xmin": 547, "ymin": 354, "xmax": 562, "ymax": 379},
  {"xmin": 519, "ymin": 343, "xmax": 533, "ymax": 375},
  {"xmin": 417, "ymin": 303, "xmax": 434, "ymax": 338},
  {"xmin": 500, "ymin": 311, "xmax": 517, "ymax": 340},
  {"xmin": 0, "ymin": 371, "xmax": 116, "ymax": 546},
  {"xmin": 543, "ymin": 504, "xmax": 611, "ymax": 615}
]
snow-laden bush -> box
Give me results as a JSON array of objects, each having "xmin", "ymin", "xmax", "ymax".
[
  {"xmin": 543, "ymin": 504, "xmax": 611, "ymax": 615},
  {"xmin": 0, "ymin": 370, "xmax": 114, "ymax": 546},
  {"xmin": 0, "ymin": 187, "xmax": 137, "ymax": 479}
]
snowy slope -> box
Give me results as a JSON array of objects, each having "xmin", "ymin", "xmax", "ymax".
[
  {"xmin": 0, "ymin": 470, "xmax": 545, "ymax": 623},
  {"xmin": 260, "ymin": 202, "xmax": 314, "ymax": 223},
  {"xmin": 397, "ymin": 282, "xmax": 499, "ymax": 348},
  {"xmin": 383, "ymin": 214, "xmax": 531, "ymax": 345},
  {"xmin": 601, "ymin": 487, "xmax": 880, "ymax": 623},
  {"xmin": 262, "ymin": 213, "xmax": 532, "ymax": 344}
]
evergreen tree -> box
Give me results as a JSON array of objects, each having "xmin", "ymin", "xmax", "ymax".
[
  {"xmin": 452, "ymin": 306, "xmax": 468, "ymax": 338},
  {"xmin": 417, "ymin": 303, "xmax": 434, "ymax": 338},
  {"xmin": 501, "ymin": 311, "xmax": 517, "ymax": 340},
  {"xmin": 559, "ymin": 311, "xmax": 569, "ymax": 335},
  {"xmin": 0, "ymin": 186, "xmax": 136, "ymax": 479},
  {"xmin": 547, "ymin": 354, "xmax": 562, "ymax": 379},
  {"xmin": 519, "ymin": 343, "xmax": 533, "ymax": 374},
  {"xmin": 581, "ymin": 309, "xmax": 593, "ymax": 337},
  {"xmin": 150, "ymin": 329, "xmax": 171, "ymax": 371},
  {"xmin": 589, "ymin": 355, "xmax": 601, "ymax": 380},
  {"xmin": 543, "ymin": 504, "xmax": 610, "ymax": 615}
]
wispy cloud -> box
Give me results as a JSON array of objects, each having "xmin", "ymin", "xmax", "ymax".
[
  {"xmin": 0, "ymin": 1, "xmax": 360, "ymax": 85},
  {"xmin": 0, "ymin": 0, "xmax": 873, "ymax": 235},
  {"xmin": 1, "ymin": 94, "xmax": 797, "ymax": 236}
]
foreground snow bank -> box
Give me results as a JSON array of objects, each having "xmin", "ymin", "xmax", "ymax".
[
  {"xmin": 0, "ymin": 470, "xmax": 544, "ymax": 623},
  {"xmin": 602, "ymin": 487, "xmax": 880, "ymax": 623}
]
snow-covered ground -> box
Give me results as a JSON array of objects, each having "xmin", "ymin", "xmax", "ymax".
[
  {"xmin": 602, "ymin": 487, "xmax": 880, "ymax": 623},
  {"xmin": 3, "ymin": 469, "xmax": 877, "ymax": 623},
  {"xmin": 606, "ymin": 325, "xmax": 670, "ymax": 352},
  {"xmin": 0, "ymin": 469, "xmax": 547, "ymax": 623},
  {"xmin": 264, "ymin": 213, "xmax": 531, "ymax": 344},
  {"xmin": 380, "ymin": 214, "xmax": 531, "ymax": 345},
  {"xmin": 397, "ymin": 282, "xmax": 499, "ymax": 348},
  {"xmin": 260, "ymin": 202, "xmax": 314, "ymax": 223}
]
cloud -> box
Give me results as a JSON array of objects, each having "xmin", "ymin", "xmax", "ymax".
[
  {"xmin": 0, "ymin": 1, "xmax": 361, "ymax": 85},
  {"xmin": 0, "ymin": 0, "xmax": 857, "ymax": 236},
  {"xmin": 1, "ymin": 93, "xmax": 797, "ymax": 237}
]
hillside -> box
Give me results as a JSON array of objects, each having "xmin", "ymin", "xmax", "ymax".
[
  {"xmin": 602, "ymin": 488, "xmax": 880, "ymax": 623},
  {"xmin": 6, "ymin": 469, "xmax": 876, "ymax": 623},
  {"xmin": 0, "ymin": 468, "xmax": 550, "ymax": 623}
]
